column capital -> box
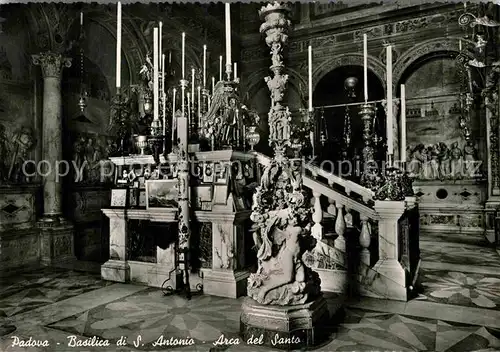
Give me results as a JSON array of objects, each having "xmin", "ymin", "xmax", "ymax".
[{"xmin": 32, "ymin": 52, "xmax": 72, "ymax": 79}]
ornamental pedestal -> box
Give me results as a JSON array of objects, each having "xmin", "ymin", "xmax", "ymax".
[
  {"xmin": 371, "ymin": 200, "xmax": 408, "ymax": 301},
  {"xmin": 199, "ymin": 209, "xmax": 250, "ymax": 299},
  {"xmin": 240, "ymin": 296, "xmax": 332, "ymax": 350},
  {"xmin": 32, "ymin": 52, "xmax": 75, "ymax": 265}
]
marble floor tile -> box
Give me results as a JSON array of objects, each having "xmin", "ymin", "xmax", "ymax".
[
  {"xmin": 421, "ymin": 261, "xmax": 500, "ymax": 276},
  {"xmin": 418, "ymin": 269, "xmax": 500, "ymax": 310},
  {"xmin": 46, "ymin": 288, "xmax": 244, "ymax": 350},
  {"xmin": 420, "ymin": 241, "xmax": 500, "ymax": 268},
  {"xmin": 3, "ymin": 266, "xmax": 500, "ymax": 351},
  {"xmin": 0, "ymin": 268, "xmax": 112, "ymax": 320}
]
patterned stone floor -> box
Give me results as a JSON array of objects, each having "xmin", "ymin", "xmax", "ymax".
[
  {"xmin": 417, "ymin": 269, "xmax": 500, "ymax": 310},
  {"xmin": 0, "ymin": 267, "xmax": 111, "ymax": 321},
  {"xmin": 1, "ymin": 267, "xmax": 500, "ymax": 351},
  {"xmin": 420, "ymin": 241, "xmax": 500, "ymax": 268}
]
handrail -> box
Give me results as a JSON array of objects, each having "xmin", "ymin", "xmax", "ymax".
[
  {"xmin": 251, "ymin": 151, "xmax": 379, "ymax": 221},
  {"xmin": 305, "ymin": 162, "xmax": 375, "ymax": 203},
  {"xmin": 251, "ymin": 151, "xmax": 374, "ymax": 204},
  {"xmin": 304, "ymin": 177, "xmax": 379, "ymax": 220}
]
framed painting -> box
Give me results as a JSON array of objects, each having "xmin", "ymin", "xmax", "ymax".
[
  {"xmin": 192, "ymin": 185, "xmax": 212, "ymax": 210},
  {"xmin": 128, "ymin": 188, "xmax": 139, "ymax": 208},
  {"xmin": 213, "ymin": 185, "xmax": 228, "ymax": 205},
  {"xmin": 146, "ymin": 180, "xmax": 178, "ymax": 209},
  {"xmin": 138, "ymin": 189, "xmax": 147, "ymax": 208},
  {"xmin": 203, "ymin": 162, "xmax": 215, "ymax": 183},
  {"xmin": 214, "ymin": 162, "xmax": 229, "ymax": 185},
  {"xmin": 201, "ymin": 202, "xmax": 213, "ymax": 211},
  {"xmin": 110, "ymin": 188, "xmax": 128, "ymax": 208}
]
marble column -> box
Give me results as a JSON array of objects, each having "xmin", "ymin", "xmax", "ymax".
[{"xmin": 32, "ymin": 52, "xmax": 71, "ymax": 221}]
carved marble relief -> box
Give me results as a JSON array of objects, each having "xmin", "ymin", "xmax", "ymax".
[
  {"xmin": 405, "ymin": 59, "xmax": 483, "ymax": 181},
  {"xmin": 0, "ymin": 80, "xmax": 36, "ymax": 185},
  {"xmin": 0, "ymin": 232, "xmax": 39, "ymax": 268},
  {"xmin": 0, "ymin": 191, "xmax": 35, "ymax": 230}
]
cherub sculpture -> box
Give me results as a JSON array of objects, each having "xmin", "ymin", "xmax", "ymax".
[{"xmin": 248, "ymin": 156, "xmax": 321, "ymax": 306}]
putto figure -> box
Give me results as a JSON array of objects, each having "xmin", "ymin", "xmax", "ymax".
[{"xmin": 248, "ymin": 156, "xmax": 321, "ymax": 305}]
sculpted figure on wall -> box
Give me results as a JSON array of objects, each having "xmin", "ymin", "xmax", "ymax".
[
  {"xmin": 0, "ymin": 124, "xmax": 35, "ymax": 184},
  {"xmin": 71, "ymin": 133, "xmax": 116, "ymax": 184},
  {"xmin": 408, "ymin": 141, "xmax": 480, "ymax": 180}
]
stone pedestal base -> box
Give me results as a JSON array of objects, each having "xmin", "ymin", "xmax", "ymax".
[
  {"xmin": 202, "ymin": 269, "xmax": 249, "ymax": 298},
  {"xmin": 38, "ymin": 220, "xmax": 75, "ymax": 266},
  {"xmin": 101, "ymin": 260, "xmax": 130, "ymax": 283},
  {"xmin": 240, "ymin": 296, "xmax": 331, "ymax": 350}
]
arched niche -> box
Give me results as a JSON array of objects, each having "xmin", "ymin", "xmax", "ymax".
[
  {"xmin": 313, "ymin": 64, "xmax": 385, "ymax": 166},
  {"xmin": 312, "ymin": 53, "xmax": 386, "ymax": 94},
  {"xmin": 400, "ymin": 53, "xmax": 484, "ymax": 171}
]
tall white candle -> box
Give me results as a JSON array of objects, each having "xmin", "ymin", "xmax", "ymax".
[
  {"xmin": 198, "ymin": 86, "xmax": 201, "ymax": 127},
  {"xmin": 181, "ymin": 86, "xmax": 185, "ymax": 118},
  {"xmin": 459, "ymin": 39, "xmax": 462, "ymax": 51},
  {"xmin": 203, "ymin": 45, "xmax": 207, "ymax": 87},
  {"xmin": 169, "ymin": 51, "xmax": 171, "ymax": 65},
  {"xmin": 191, "ymin": 68, "xmax": 195, "ymax": 112},
  {"xmin": 163, "ymin": 92, "xmax": 166, "ymax": 142},
  {"xmin": 116, "ymin": 2, "xmax": 122, "ymax": 89},
  {"xmin": 400, "ymin": 84, "xmax": 406, "ymax": 162},
  {"xmin": 219, "ymin": 56, "xmax": 223, "ymax": 81},
  {"xmin": 80, "ymin": 12, "xmax": 83, "ymax": 26},
  {"xmin": 225, "ymin": 3, "xmax": 231, "ymax": 66},
  {"xmin": 153, "ymin": 27, "xmax": 159, "ymax": 121},
  {"xmin": 363, "ymin": 33, "xmax": 368, "ymax": 102},
  {"xmin": 386, "ymin": 45, "xmax": 393, "ymax": 156},
  {"xmin": 172, "ymin": 88, "xmax": 177, "ymax": 141},
  {"xmin": 159, "ymin": 22, "xmax": 162, "ymax": 72},
  {"xmin": 308, "ymin": 45, "xmax": 313, "ymax": 111},
  {"xmin": 212, "ymin": 76, "xmax": 215, "ymax": 92},
  {"xmin": 181, "ymin": 32, "xmax": 186, "ymax": 79},
  {"xmin": 234, "ymin": 62, "xmax": 237, "ymax": 80},
  {"xmin": 187, "ymin": 92, "xmax": 191, "ymax": 123},
  {"xmin": 161, "ymin": 54, "xmax": 165, "ymax": 93}
]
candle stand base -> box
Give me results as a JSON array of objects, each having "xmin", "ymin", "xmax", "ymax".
[
  {"xmin": 374, "ymin": 166, "xmax": 406, "ymax": 201},
  {"xmin": 161, "ymin": 248, "xmax": 203, "ymax": 301}
]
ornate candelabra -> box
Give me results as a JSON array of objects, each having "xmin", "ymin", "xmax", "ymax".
[
  {"xmin": 260, "ymin": 2, "xmax": 292, "ymax": 156},
  {"xmin": 245, "ymin": 1, "xmax": 322, "ymax": 306},
  {"xmin": 359, "ymin": 103, "xmax": 381, "ymax": 190},
  {"xmin": 109, "ymin": 89, "xmax": 133, "ymax": 156}
]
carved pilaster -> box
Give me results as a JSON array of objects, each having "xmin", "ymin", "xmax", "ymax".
[
  {"xmin": 486, "ymin": 95, "xmax": 500, "ymax": 196},
  {"xmin": 32, "ymin": 52, "xmax": 71, "ymax": 79}
]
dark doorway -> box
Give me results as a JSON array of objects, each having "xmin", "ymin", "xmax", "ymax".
[{"xmin": 312, "ymin": 65, "xmax": 385, "ymax": 179}]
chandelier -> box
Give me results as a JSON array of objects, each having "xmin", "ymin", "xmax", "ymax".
[{"xmin": 77, "ymin": 12, "xmax": 87, "ymax": 114}]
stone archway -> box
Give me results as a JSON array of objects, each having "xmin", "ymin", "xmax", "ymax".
[
  {"xmin": 312, "ymin": 53, "xmax": 386, "ymax": 94},
  {"xmin": 392, "ymin": 37, "xmax": 474, "ymax": 90},
  {"xmin": 242, "ymin": 66, "xmax": 308, "ymax": 107}
]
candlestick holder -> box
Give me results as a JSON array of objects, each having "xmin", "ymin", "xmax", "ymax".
[
  {"xmin": 400, "ymin": 162, "xmax": 414, "ymax": 196},
  {"xmin": 359, "ymin": 103, "xmax": 381, "ymax": 190},
  {"xmin": 149, "ymin": 119, "xmax": 164, "ymax": 165},
  {"xmin": 110, "ymin": 90, "xmax": 133, "ymax": 156},
  {"xmin": 225, "ymin": 64, "xmax": 232, "ymax": 82},
  {"xmin": 374, "ymin": 164, "xmax": 405, "ymax": 201}
]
